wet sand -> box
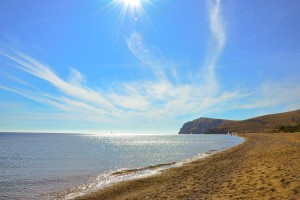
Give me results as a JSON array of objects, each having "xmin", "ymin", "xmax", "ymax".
[{"xmin": 75, "ymin": 133, "xmax": 300, "ymax": 200}]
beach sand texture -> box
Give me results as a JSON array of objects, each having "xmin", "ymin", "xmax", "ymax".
[{"xmin": 76, "ymin": 133, "xmax": 300, "ymax": 200}]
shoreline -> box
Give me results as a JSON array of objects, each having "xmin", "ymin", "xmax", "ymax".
[
  {"xmin": 64, "ymin": 135, "xmax": 243, "ymax": 199},
  {"xmin": 75, "ymin": 133, "xmax": 300, "ymax": 200}
]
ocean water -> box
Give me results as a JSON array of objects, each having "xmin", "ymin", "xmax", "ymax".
[{"xmin": 0, "ymin": 133, "xmax": 244, "ymax": 200}]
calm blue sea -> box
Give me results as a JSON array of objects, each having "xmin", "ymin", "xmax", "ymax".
[{"xmin": 0, "ymin": 133, "xmax": 243, "ymax": 200}]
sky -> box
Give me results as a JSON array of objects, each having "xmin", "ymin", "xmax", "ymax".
[{"xmin": 0, "ymin": 0, "xmax": 300, "ymax": 134}]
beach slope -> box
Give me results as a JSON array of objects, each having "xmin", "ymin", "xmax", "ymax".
[{"xmin": 76, "ymin": 133, "xmax": 300, "ymax": 200}]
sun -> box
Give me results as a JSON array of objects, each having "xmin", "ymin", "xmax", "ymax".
[
  {"xmin": 110, "ymin": 0, "xmax": 150, "ymax": 24},
  {"xmin": 122, "ymin": 0, "xmax": 142, "ymax": 8},
  {"xmin": 114, "ymin": 0, "xmax": 145, "ymax": 13}
]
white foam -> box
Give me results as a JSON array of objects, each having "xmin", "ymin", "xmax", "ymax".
[
  {"xmin": 174, "ymin": 153, "xmax": 209, "ymax": 167},
  {"xmin": 60, "ymin": 151, "xmax": 214, "ymax": 199},
  {"xmin": 60, "ymin": 168, "xmax": 161, "ymax": 200}
]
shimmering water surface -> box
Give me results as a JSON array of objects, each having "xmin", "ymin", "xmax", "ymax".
[{"xmin": 0, "ymin": 133, "xmax": 244, "ymax": 199}]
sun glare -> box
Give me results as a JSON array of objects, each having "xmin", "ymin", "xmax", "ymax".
[
  {"xmin": 123, "ymin": 0, "xmax": 142, "ymax": 8},
  {"xmin": 110, "ymin": 0, "xmax": 151, "ymax": 25},
  {"xmin": 114, "ymin": 0, "xmax": 146, "ymax": 14}
]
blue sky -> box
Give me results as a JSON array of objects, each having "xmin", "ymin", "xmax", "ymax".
[{"xmin": 0, "ymin": 0, "xmax": 299, "ymax": 134}]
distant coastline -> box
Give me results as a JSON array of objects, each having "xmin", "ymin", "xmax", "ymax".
[{"xmin": 179, "ymin": 109, "xmax": 300, "ymax": 134}]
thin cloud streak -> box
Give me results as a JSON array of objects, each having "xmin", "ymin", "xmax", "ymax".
[
  {"xmin": 1, "ymin": 51, "xmax": 116, "ymax": 113},
  {"xmin": 126, "ymin": 31, "xmax": 167, "ymax": 81},
  {"xmin": 236, "ymin": 80, "xmax": 300, "ymax": 110},
  {"xmin": 209, "ymin": 0, "xmax": 226, "ymax": 52},
  {"xmin": 204, "ymin": 0, "xmax": 226, "ymax": 92}
]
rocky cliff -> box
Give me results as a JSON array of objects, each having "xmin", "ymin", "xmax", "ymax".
[{"xmin": 178, "ymin": 117, "xmax": 235, "ymax": 134}]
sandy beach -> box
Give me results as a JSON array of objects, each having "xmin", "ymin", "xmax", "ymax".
[{"xmin": 75, "ymin": 133, "xmax": 300, "ymax": 200}]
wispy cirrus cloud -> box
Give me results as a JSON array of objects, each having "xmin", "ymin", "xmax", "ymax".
[
  {"xmin": 2, "ymin": 0, "xmax": 297, "ymax": 132},
  {"xmin": 204, "ymin": 0, "xmax": 226, "ymax": 92},
  {"xmin": 68, "ymin": 67, "xmax": 85, "ymax": 86},
  {"xmin": 0, "ymin": 0, "xmax": 240, "ymax": 131},
  {"xmin": 236, "ymin": 79, "xmax": 300, "ymax": 110},
  {"xmin": 209, "ymin": 0, "xmax": 226, "ymax": 52},
  {"xmin": 1, "ymin": 51, "xmax": 116, "ymax": 113},
  {"xmin": 112, "ymin": 0, "xmax": 233, "ymax": 118},
  {"xmin": 126, "ymin": 31, "xmax": 166, "ymax": 80}
]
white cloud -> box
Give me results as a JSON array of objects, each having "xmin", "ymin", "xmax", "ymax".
[
  {"xmin": 236, "ymin": 79, "xmax": 300, "ymax": 110},
  {"xmin": 0, "ymin": 0, "xmax": 241, "ymax": 131},
  {"xmin": 68, "ymin": 67, "xmax": 85, "ymax": 85},
  {"xmin": 3, "ymin": 1, "xmax": 297, "ymax": 131},
  {"xmin": 204, "ymin": 0, "xmax": 227, "ymax": 92},
  {"xmin": 126, "ymin": 31, "xmax": 166, "ymax": 80},
  {"xmin": 1, "ymin": 51, "xmax": 116, "ymax": 113},
  {"xmin": 209, "ymin": 0, "xmax": 226, "ymax": 52}
]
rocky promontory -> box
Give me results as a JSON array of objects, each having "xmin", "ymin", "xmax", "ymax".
[{"xmin": 178, "ymin": 117, "xmax": 234, "ymax": 134}]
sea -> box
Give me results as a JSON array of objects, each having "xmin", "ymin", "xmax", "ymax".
[{"xmin": 0, "ymin": 133, "xmax": 244, "ymax": 200}]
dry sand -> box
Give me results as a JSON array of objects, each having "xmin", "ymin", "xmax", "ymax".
[{"xmin": 75, "ymin": 133, "xmax": 300, "ymax": 200}]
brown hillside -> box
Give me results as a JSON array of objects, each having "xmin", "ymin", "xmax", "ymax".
[{"xmin": 206, "ymin": 109, "xmax": 300, "ymax": 134}]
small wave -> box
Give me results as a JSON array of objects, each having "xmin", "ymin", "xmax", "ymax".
[
  {"xmin": 174, "ymin": 152, "xmax": 210, "ymax": 167},
  {"xmin": 111, "ymin": 162, "xmax": 176, "ymax": 176},
  {"xmin": 59, "ymin": 169, "xmax": 160, "ymax": 200},
  {"xmin": 56, "ymin": 150, "xmax": 217, "ymax": 200}
]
